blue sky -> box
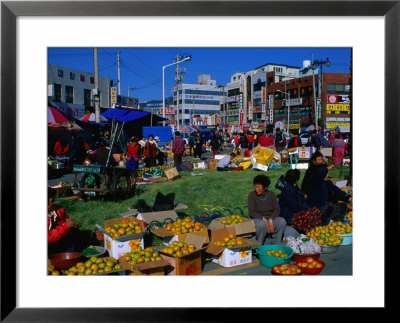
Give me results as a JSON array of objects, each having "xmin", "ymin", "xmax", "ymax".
[{"xmin": 48, "ymin": 47, "xmax": 351, "ymax": 102}]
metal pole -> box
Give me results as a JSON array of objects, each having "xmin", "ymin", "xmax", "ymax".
[
  {"xmin": 162, "ymin": 66, "xmax": 166, "ymax": 126},
  {"xmin": 93, "ymin": 48, "xmax": 100, "ymax": 123},
  {"xmin": 106, "ymin": 123, "xmax": 118, "ymax": 168},
  {"xmin": 312, "ymin": 67, "xmax": 318, "ymax": 129},
  {"xmin": 117, "ymin": 51, "xmax": 121, "ymax": 95},
  {"xmin": 287, "ymin": 92, "xmax": 290, "ymax": 135}
]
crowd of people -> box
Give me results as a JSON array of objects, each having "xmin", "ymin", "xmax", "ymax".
[{"xmin": 247, "ymin": 150, "xmax": 352, "ymax": 246}]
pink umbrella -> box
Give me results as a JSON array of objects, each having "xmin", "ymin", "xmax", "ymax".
[
  {"xmin": 80, "ymin": 112, "xmax": 108, "ymax": 122},
  {"xmin": 48, "ymin": 106, "xmax": 69, "ymax": 124}
]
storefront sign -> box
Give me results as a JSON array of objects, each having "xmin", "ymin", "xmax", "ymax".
[
  {"xmin": 227, "ymin": 96, "xmax": 239, "ymax": 103},
  {"xmin": 262, "ymin": 87, "xmax": 266, "ymax": 104},
  {"xmin": 286, "ymin": 98, "xmax": 302, "ymax": 106},
  {"xmin": 326, "ymin": 121, "xmax": 350, "ymax": 128},
  {"xmin": 269, "ymin": 110, "xmax": 273, "ymax": 123},
  {"xmin": 253, "ymin": 91, "xmax": 262, "ymax": 99},
  {"xmin": 327, "ymin": 94, "xmax": 350, "ymax": 104},
  {"xmin": 326, "ymin": 104, "xmax": 350, "ymax": 114},
  {"xmin": 268, "ymin": 94, "xmax": 273, "ymax": 109},
  {"xmin": 240, "ymin": 79, "xmax": 244, "ymax": 93},
  {"xmin": 262, "ymin": 104, "xmax": 266, "ymax": 114},
  {"xmin": 239, "ymin": 109, "xmax": 244, "ymax": 126},
  {"xmin": 110, "ymin": 87, "xmax": 117, "ymax": 105}
]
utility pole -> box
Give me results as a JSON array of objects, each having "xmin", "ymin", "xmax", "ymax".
[
  {"xmin": 117, "ymin": 51, "xmax": 121, "ymax": 95},
  {"xmin": 174, "ymin": 54, "xmax": 186, "ymax": 130},
  {"xmin": 312, "ymin": 54, "xmax": 318, "ymax": 130},
  {"xmin": 93, "ymin": 48, "xmax": 100, "ymax": 123}
]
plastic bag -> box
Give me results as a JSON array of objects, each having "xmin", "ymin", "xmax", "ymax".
[{"xmin": 275, "ymin": 175, "xmax": 286, "ymax": 190}]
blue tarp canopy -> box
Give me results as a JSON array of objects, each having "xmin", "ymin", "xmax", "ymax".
[{"xmin": 101, "ymin": 108, "xmax": 150, "ymax": 123}]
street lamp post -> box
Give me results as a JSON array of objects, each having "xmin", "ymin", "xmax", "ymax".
[
  {"xmin": 277, "ymin": 90, "xmax": 290, "ymax": 135},
  {"xmin": 162, "ymin": 55, "xmax": 191, "ymax": 127}
]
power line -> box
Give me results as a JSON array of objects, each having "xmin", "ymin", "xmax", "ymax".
[
  {"xmin": 120, "ymin": 62, "xmax": 162, "ymax": 89},
  {"xmin": 124, "ymin": 49, "xmax": 160, "ymax": 75}
]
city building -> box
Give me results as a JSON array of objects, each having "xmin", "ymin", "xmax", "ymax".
[
  {"xmin": 48, "ymin": 63, "xmax": 113, "ymax": 118},
  {"xmin": 172, "ymin": 74, "xmax": 226, "ymax": 127},
  {"xmin": 265, "ymin": 72, "xmax": 351, "ymax": 131},
  {"xmin": 139, "ymin": 98, "xmax": 175, "ymax": 125},
  {"xmin": 222, "ymin": 72, "xmax": 250, "ymax": 131}
]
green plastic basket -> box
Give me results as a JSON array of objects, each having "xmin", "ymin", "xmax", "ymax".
[{"xmin": 256, "ymin": 245, "xmax": 294, "ymax": 268}]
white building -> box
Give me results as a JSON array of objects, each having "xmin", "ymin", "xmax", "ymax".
[
  {"xmin": 48, "ymin": 64, "xmax": 113, "ymax": 118},
  {"xmin": 172, "ymin": 74, "xmax": 226, "ymax": 126}
]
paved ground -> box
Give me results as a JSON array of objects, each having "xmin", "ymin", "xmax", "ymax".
[{"xmin": 201, "ymin": 244, "xmax": 352, "ymax": 275}]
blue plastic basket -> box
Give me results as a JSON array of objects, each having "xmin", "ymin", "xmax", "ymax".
[{"xmin": 256, "ymin": 245, "xmax": 294, "ymax": 268}]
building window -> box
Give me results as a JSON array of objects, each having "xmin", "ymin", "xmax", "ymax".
[
  {"xmin": 279, "ymin": 76, "xmax": 283, "ymax": 82},
  {"xmin": 70, "ymin": 72, "xmax": 75, "ymax": 80},
  {"xmin": 80, "ymin": 74, "xmax": 85, "ymax": 82},
  {"xmin": 327, "ymin": 84, "xmax": 349, "ymax": 93},
  {"xmin": 65, "ymin": 86, "xmax": 73, "ymax": 103},
  {"xmin": 253, "ymin": 98, "xmax": 262, "ymax": 107},
  {"xmin": 84, "ymin": 89, "xmax": 91, "ymax": 106},
  {"xmin": 58, "ymin": 69, "xmax": 63, "ymax": 77},
  {"xmin": 54, "ymin": 84, "xmax": 62, "ymax": 102},
  {"xmin": 228, "ymin": 88, "xmax": 240, "ymax": 97},
  {"xmin": 90, "ymin": 76, "xmax": 95, "ymax": 84},
  {"xmin": 274, "ymin": 67, "xmax": 283, "ymax": 73},
  {"xmin": 253, "ymin": 80, "xmax": 265, "ymax": 92}
]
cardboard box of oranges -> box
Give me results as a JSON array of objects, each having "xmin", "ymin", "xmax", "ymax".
[
  {"xmin": 96, "ymin": 217, "xmax": 145, "ymax": 259},
  {"xmin": 156, "ymin": 233, "xmax": 207, "ymax": 275},
  {"xmin": 206, "ymin": 227, "xmax": 260, "ymax": 268},
  {"xmin": 208, "ymin": 214, "xmax": 255, "ymax": 237},
  {"xmin": 119, "ymin": 246, "xmax": 170, "ymax": 276},
  {"xmin": 152, "ymin": 217, "xmax": 210, "ymax": 245}
]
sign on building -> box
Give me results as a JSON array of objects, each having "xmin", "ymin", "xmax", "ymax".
[
  {"xmin": 327, "ymin": 94, "xmax": 350, "ymax": 104},
  {"xmin": 110, "ymin": 87, "xmax": 117, "ymax": 105},
  {"xmin": 269, "ymin": 110, "xmax": 273, "ymax": 123},
  {"xmin": 286, "ymin": 98, "xmax": 302, "ymax": 106},
  {"xmin": 326, "ymin": 103, "xmax": 350, "ymax": 114},
  {"xmin": 268, "ymin": 95, "xmax": 273, "ymax": 109}
]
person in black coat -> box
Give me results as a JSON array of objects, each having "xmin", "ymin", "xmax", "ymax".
[
  {"xmin": 279, "ymin": 169, "xmax": 309, "ymax": 225},
  {"xmin": 238, "ymin": 132, "xmax": 248, "ymax": 155},
  {"xmin": 193, "ymin": 132, "xmax": 204, "ymax": 159},
  {"xmin": 210, "ymin": 134, "xmax": 220, "ymax": 158}
]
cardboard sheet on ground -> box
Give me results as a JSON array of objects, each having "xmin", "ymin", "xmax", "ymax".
[{"xmin": 137, "ymin": 210, "xmax": 178, "ymax": 224}]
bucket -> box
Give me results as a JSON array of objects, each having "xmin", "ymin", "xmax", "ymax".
[
  {"xmin": 338, "ymin": 234, "xmax": 352, "ymax": 245},
  {"xmin": 256, "ymin": 245, "xmax": 293, "ymax": 268}
]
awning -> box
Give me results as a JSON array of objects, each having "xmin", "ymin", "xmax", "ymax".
[
  {"xmin": 50, "ymin": 101, "xmax": 87, "ymax": 119},
  {"xmin": 101, "ymin": 108, "xmax": 150, "ymax": 123}
]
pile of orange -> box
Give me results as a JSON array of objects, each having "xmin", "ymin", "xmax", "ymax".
[
  {"xmin": 122, "ymin": 246, "xmax": 163, "ymax": 265},
  {"xmin": 57, "ymin": 257, "xmax": 122, "ymax": 275},
  {"xmin": 297, "ymin": 257, "xmax": 323, "ymax": 269},
  {"xmin": 265, "ymin": 249, "xmax": 288, "ymax": 258},
  {"xmin": 306, "ymin": 223, "xmax": 346, "ymax": 246},
  {"xmin": 214, "ymin": 234, "xmax": 245, "ymax": 248},
  {"xmin": 219, "ymin": 215, "xmax": 245, "ymax": 225},
  {"xmin": 161, "ymin": 241, "xmax": 196, "ymax": 258},
  {"xmin": 272, "ymin": 264, "xmax": 301, "ymax": 275},
  {"xmin": 164, "ymin": 217, "xmax": 203, "ymax": 235},
  {"xmin": 105, "ymin": 218, "xmax": 142, "ymax": 240}
]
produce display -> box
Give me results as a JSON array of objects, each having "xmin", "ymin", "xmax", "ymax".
[
  {"xmin": 265, "ymin": 249, "xmax": 289, "ymax": 258},
  {"xmin": 160, "ymin": 241, "xmax": 197, "ymax": 258},
  {"xmin": 213, "ymin": 234, "xmax": 245, "ymax": 248},
  {"xmin": 291, "ymin": 207, "xmax": 322, "ymax": 233},
  {"xmin": 105, "ymin": 218, "xmax": 143, "ymax": 239},
  {"xmin": 285, "ymin": 234, "xmax": 322, "ymax": 255},
  {"xmin": 122, "ymin": 246, "xmax": 163, "ymax": 265},
  {"xmin": 306, "ymin": 222, "xmax": 345, "ymax": 246},
  {"xmin": 345, "ymin": 211, "xmax": 353, "ymax": 226},
  {"xmin": 164, "ymin": 217, "xmax": 204, "ymax": 234},
  {"xmin": 55, "ymin": 257, "xmax": 123, "ymax": 275},
  {"xmin": 272, "ymin": 264, "xmax": 302, "ymax": 275},
  {"xmin": 218, "ymin": 214, "xmax": 245, "ymax": 225},
  {"xmin": 296, "ymin": 257, "xmax": 323, "ymax": 269}
]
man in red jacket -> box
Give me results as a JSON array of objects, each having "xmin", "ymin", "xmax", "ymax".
[
  {"xmin": 258, "ymin": 130, "xmax": 275, "ymax": 149},
  {"xmin": 48, "ymin": 188, "xmax": 103, "ymax": 255}
]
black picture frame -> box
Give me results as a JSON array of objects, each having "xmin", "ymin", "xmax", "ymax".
[{"xmin": 1, "ymin": 1, "xmax": 398, "ymax": 321}]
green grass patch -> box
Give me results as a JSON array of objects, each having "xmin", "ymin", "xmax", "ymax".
[{"xmin": 60, "ymin": 164, "xmax": 350, "ymax": 231}]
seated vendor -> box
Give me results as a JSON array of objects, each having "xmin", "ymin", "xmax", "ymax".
[
  {"xmin": 88, "ymin": 140, "xmax": 116, "ymax": 166},
  {"xmin": 248, "ymin": 175, "xmax": 286, "ymax": 245},
  {"xmin": 279, "ymin": 169, "xmax": 309, "ymax": 225},
  {"xmin": 48, "ymin": 188, "xmax": 103, "ymax": 255},
  {"xmin": 216, "ymin": 152, "xmax": 236, "ymax": 171}
]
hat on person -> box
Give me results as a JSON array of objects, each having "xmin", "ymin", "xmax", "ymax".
[{"xmin": 154, "ymin": 136, "xmax": 160, "ymax": 141}]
